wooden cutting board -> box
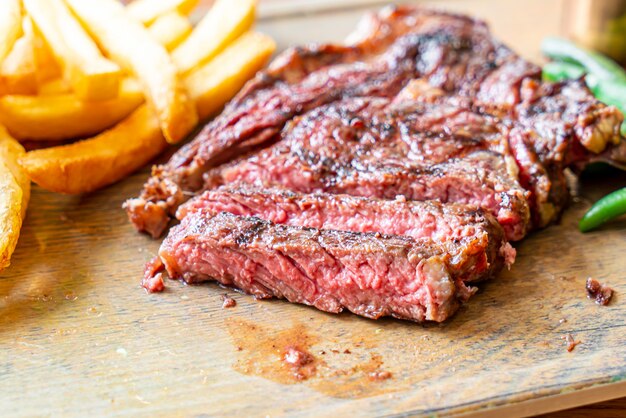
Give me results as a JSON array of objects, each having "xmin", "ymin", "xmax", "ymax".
[{"xmin": 2, "ymin": 1, "xmax": 625, "ymax": 416}]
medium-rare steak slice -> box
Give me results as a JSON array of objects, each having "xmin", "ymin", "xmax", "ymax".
[
  {"xmin": 178, "ymin": 186, "xmax": 515, "ymax": 282},
  {"xmin": 150, "ymin": 211, "xmax": 489, "ymax": 322},
  {"xmin": 209, "ymin": 150, "xmax": 529, "ymax": 241},
  {"xmin": 204, "ymin": 97, "xmax": 531, "ymax": 240},
  {"xmin": 125, "ymin": 6, "xmax": 623, "ymax": 238}
]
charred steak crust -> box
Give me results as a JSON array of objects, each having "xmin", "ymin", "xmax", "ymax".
[
  {"xmin": 125, "ymin": 6, "xmax": 623, "ymax": 238},
  {"xmin": 155, "ymin": 212, "xmax": 485, "ymax": 322}
]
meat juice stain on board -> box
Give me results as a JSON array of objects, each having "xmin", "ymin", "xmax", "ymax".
[{"xmin": 225, "ymin": 318, "xmax": 394, "ymax": 399}]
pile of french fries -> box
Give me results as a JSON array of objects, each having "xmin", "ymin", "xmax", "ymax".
[{"xmin": 0, "ymin": 0, "xmax": 276, "ymax": 272}]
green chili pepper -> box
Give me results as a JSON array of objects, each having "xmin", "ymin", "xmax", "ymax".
[
  {"xmin": 579, "ymin": 187, "xmax": 626, "ymax": 232},
  {"xmin": 541, "ymin": 37, "xmax": 626, "ymax": 82},
  {"xmin": 588, "ymin": 76, "xmax": 626, "ymax": 106},
  {"xmin": 541, "ymin": 61, "xmax": 585, "ymax": 82}
]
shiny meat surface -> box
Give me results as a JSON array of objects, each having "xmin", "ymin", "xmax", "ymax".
[{"xmin": 134, "ymin": 5, "xmax": 625, "ymax": 323}]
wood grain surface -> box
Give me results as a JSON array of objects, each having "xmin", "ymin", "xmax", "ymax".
[{"xmin": 2, "ymin": 1, "xmax": 625, "ymax": 417}]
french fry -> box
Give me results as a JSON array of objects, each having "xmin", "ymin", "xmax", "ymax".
[
  {"xmin": 186, "ymin": 32, "xmax": 276, "ymax": 120},
  {"xmin": 25, "ymin": 0, "xmax": 122, "ymax": 101},
  {"xmin": 148, "ymin": 11, "xmax": 192, "ymax": 52},
  {"xmin": 20, "ymin": 32, "xmax": 275, "ymax": 195},
  {"xmin": 65, "ymin": 0, "xmax": 198, "ymax": 144},
  {"xmin": 35, "ymin": 12, "xmax": 178, "ymax": 96},
  {"xmin": 0, "ymin": 162, "xmax": 23, "ymax": 271},
  {"xmin": 38, "ymin": 78, "xmax": 71, "ymax": 96},
  {"xmin": 172, "ymin": 0, "xmax": 256, "ymax": 76},
  {"xmin": 28, "ymin": 17, "xmax": 62, "ymax": 85},
  {"xmin": 0, "ymin": 0, "xmax": 22, "ymax": 63},
  {"xmin": 1, "ymin": 9, "xmax": 187, "ymax": 141},
  {"xmin": 126, "ymin": 0, "xmax": 199, "ymax": 26},
  {"xmin": 0, "ymin": 125, "xmax": 30, "ymax": 272},
  {"xmin": 0, "ymin": 127, "xmax": 29, "ymax": 217},
  {"xmin": 0, "ymin": 78, "xmax": 144, "ymax": 141},
  {"xmin": 0, "ymin": 30, "xmax": 38, "ymax": 96},
  {"xmin": 19, "ymin": 105, "xmax": 167, "ymax": 195}
]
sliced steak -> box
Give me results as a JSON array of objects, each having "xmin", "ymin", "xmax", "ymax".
[
  {"xmin": 152, "ymin": 211, "xmax": 487, "ymax": 322},
  {"xmin": 205, "ymin": 97, "xmax": 530, "ymax": 241},
  {"xmin": 209, "ymin": 152, "xmax": 529, "ymax": 241},
  {"xmin": 178, "ymin": 186, "xmax": 515, "ymax": 282},
  {"xmin": 126, "ymin": 6, "xmax": 622, "ymax": 237},
  {"xmin": 124, "ymin": 39, "xmax": 414, "ymax": 237},
  {"xmin": 131, "ymin": 5, "xmax": 626, "ymax": 323}
]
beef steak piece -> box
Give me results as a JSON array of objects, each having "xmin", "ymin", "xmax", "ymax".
[
  {"xmin": 133, "ymin": 5, "xmax": 626, "ymax": 323},
  {"xmin": 178, "ymin": 185, "xmax": 515, "ymax": 282},
  {"xmin": 125, "ymin": 6, "xmax": 623, "ymax": 238},
  {"xmin": 205, "ymin": 97, "xmax": 531, "ymax": 241},
  {"xmin": 151, "ymin": 211, "xmax": 489, "ymax": 322}
]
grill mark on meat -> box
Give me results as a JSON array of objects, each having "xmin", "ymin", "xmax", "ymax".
[{"xmin": 233, "ymin": 218, "xmax": 266, "ymax": 246}]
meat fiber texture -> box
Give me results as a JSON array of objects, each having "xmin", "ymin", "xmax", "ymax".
[
  {"xmin": 178, "ymin": 185, "xmax": 516, "ymax": 281},
  {"xmin": 134, "ymin": 5, "xmax": 626, "ymax": 323},
  {"xmin": 156, "ymin": 212, "xmax": 483, "ymax": 322},
  {"xmin": 143, "ymin": 185, "xmax": 516, "ymax": 322}
]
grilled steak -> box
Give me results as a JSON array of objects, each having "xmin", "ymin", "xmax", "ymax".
[
  {"xmin": 152, "ymin": 211, "xmax": 490, "ymax": 322},
  {"xmin": 125, "ymin": 6, "xmax": 623, "ymax": 238},
  {"xmin": 204, "ymin": 96, "xmax": 531, "ymax": 241},
  {"xmin": 178, "ymin": 185, "xmax": 515, "ymax": 282},
  {"xmin": 132, "ymin": 5, "xmax": 626, "ymax": 323}
]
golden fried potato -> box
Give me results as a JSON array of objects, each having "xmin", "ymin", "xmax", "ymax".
[
  {"xmin": 172, "ymin": 0, "xmax": 256, "ymax": 76},
  {"xmin": 0, "ymin": 161, "xmax": 23, "ymax": 272},
  {"xmin": 148, "ymin": 11, "xmax": 192, "ymax": 52},
  {"xmin": 38, "ymin": 78, "xmax": 71, "ymax": 95},
  {"xmin": 0, "ymin": 126, "xmax": 30, "ymax": 272},
  {"xmin": 25, "ymin": 0, "xmax": 122, "ymax": 101},
  {"xmin": 0, "ymin": 25, "xmax": 37, "ymax": 96},
  {"xmin": 186, "ymin": 32, "xmax": 276, "ymax": 120},
  {"xmin": 65, "ymin": 0, "xmax": 198, "ymax": 144},
  {"xmin": 0, "ymin": 127, "xmax": 29, "ymax": 215},
  {"xmin": 19, "ymin": 105, "xmax": 167, "ymax": 194},
  {"xmin": 127, "ymin": 0, "xmax": 199, "ymax": 26},
  {"xmin": 0, "ymin": 78, "xmax": 144, "ymax": 141},
  {"xmin": 20, "ymin": 32, "xmax": 275, "ymax": 194},
  {"xmin": 34, "ymin": 13, "xmax": 181, "ymax": 98},
  {"xmin": 0, "ymin": 0, "xmax": 22, "ymax": 63},
  {"xmin": 28, "ymin": 17, "xmax": 62, "ymax": 85},
  {"xmin": 0, "ymin": 6, "xmax": 192, "ymax": 142}
]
